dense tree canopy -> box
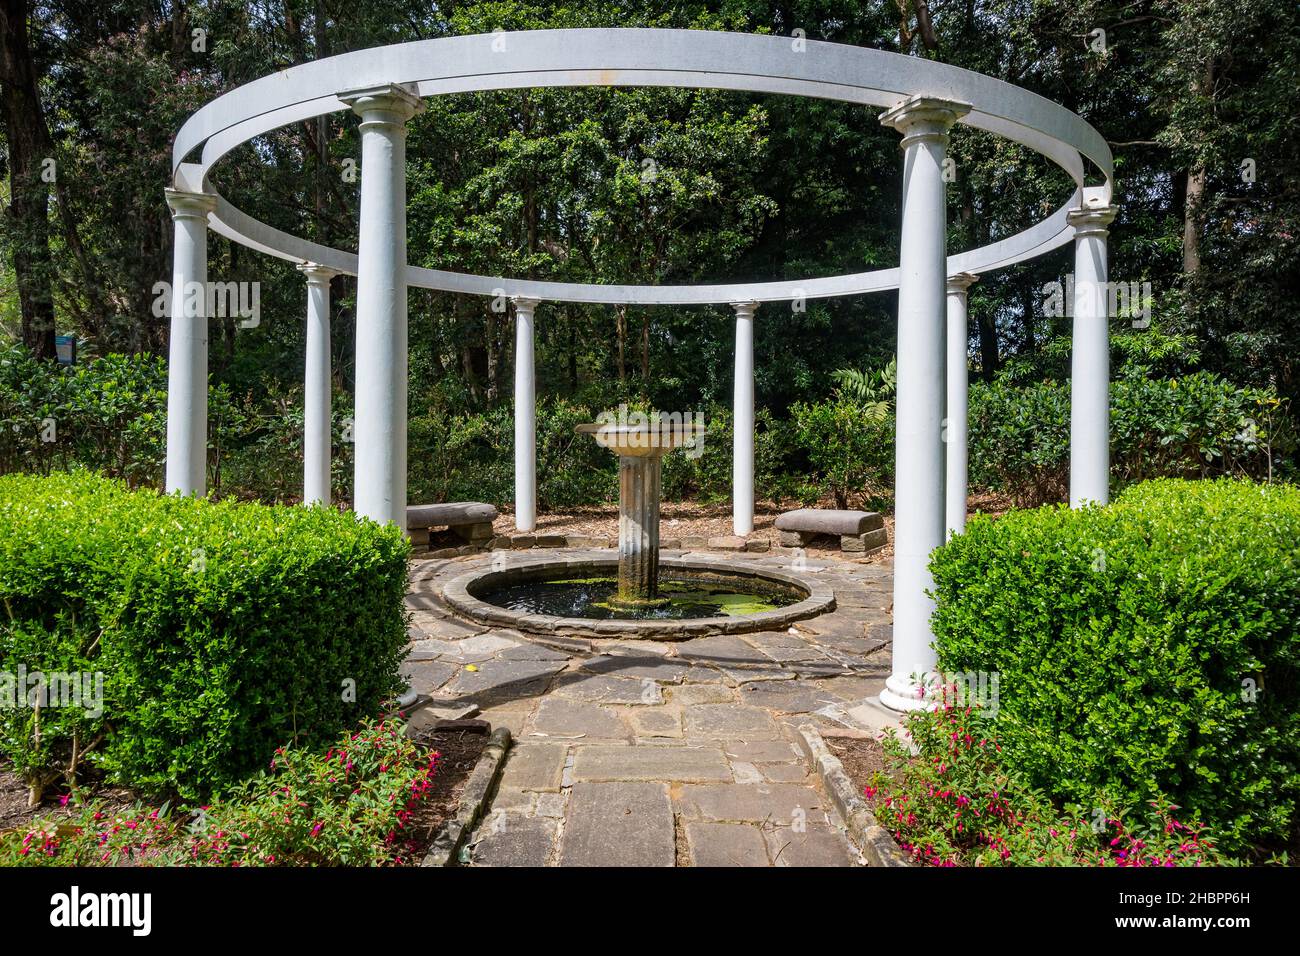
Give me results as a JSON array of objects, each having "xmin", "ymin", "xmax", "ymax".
[{"xmin": 0, "ymin": 0, "xmax": 1295, "ymax": 493}]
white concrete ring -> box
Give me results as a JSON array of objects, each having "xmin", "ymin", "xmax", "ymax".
[{"xmin": 172, "ymin": 28, "xmax": 1113, "ymax": 305}]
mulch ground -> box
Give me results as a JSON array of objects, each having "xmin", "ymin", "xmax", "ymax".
[
  {"xmin": 403, "ymin": 728, "xmax": 487, "ymax": 854},
  {"xmin": 824, "ymin": 733, "xmax": 902, "ymax": 794},
  {"xmin": 490, "ymin": 491, "xmax": 1013, "ymax": 563}
]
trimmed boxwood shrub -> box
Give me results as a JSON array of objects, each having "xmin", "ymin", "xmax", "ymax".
[
  {"xmin": 0, "ymin": 471, "xmax": 409, "ymax": 800},
  {"xmin": 930, "ymin": 478, "xmax": 1300, "ymax": 851}
]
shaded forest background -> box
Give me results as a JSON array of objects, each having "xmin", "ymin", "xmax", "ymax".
[{"xmin": 0, "ymin": 0, "xmax": 1296, "ymax": 509}]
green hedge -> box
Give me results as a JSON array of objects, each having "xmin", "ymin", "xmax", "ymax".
[
  {"xmin": 0, "ymin": 472, "xmax": 409, "ymax": 800},
  {"xmin": 930, "ymin": 478, "xmax": 1300, "ymax": 850},
  {"xmin": 968, "ymin": 371, "xmax": 1292, "ymax": 506}
]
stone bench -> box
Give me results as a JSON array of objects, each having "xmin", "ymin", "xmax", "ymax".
[
  {"xmin": 407, "ymin": 503, "xmax": 498, "ymax": 548},
  {"xmin": 774, "ymin": 509, "xmax": 887, "ymax": 554}
]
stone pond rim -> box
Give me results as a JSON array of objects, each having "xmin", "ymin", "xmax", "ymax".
[{"xmin": 440, "ymin": 555, "xmax": 837, "ymax": 640}]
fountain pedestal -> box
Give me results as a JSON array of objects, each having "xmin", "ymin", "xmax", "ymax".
[
  {"xmin": 616, "ymin": 451, "xmax": 665, "ymax": 605},
  {"xmin": 578, "ymin": 421, "xmax": 705, "ymax": 606}
]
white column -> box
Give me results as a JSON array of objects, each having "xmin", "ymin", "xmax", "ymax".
[
  {"xmin": 945, "ymin": 273, "xmax": 977, "ymax": 538},
  {"xmin": 163, "ymin": 188, "xmax": 216, "ymax": 496},
  {"xmin": 1067, "ymin": 188, "xmax": 1118, "ymax": 508},
  {"xmin": 341, "ymin": 84, "xmax": 423, "ymax": 528},
  {"xmin": 298, "ymin": 263, "xmax": 338, "ymax": 506},
  {"xmin": 878, "ymin": 96, "xmax": 969, "ymax": 713},
  {"xmin": 513, "ymin": 295, "xmax": 541, "ymax": 532},
  {"xmin": 731, "ymin": 300, "xmax": 757, "ymax": 536}
]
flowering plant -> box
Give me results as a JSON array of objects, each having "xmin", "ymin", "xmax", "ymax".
[
  {"xmin": 867, "ymin": 695, "xmax": 1221, "ymax": 867},
  {"xmin": 0, "ymin": 718, "xmax": 439, "ymax": 867}
]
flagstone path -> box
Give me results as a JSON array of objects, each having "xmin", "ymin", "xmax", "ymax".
[{"xmin": 403, "ymin": 547, "xmax": 897, "ymax": 867}]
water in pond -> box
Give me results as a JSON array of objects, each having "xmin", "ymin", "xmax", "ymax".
[{"xmin": 477, "ymin": 576, "xmax": 800, "ymax": 620}]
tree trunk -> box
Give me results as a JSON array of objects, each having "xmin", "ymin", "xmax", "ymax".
[
  {"xmin": 911, "ymin": 0, "xmax": 939, "ymax": 50},
  {"xmin": 977, "ymin": 311, "xmax": 999, "ymax": 381},
  {"xmin": 0, "ymin": 0, "xmax": 56, "ymax": 360},
  {"xmin": 640, "ymin": 308, "xmax": 650, "ymax": 381},
  {"xmin": 615, "ymin": 305, "xmax": 627, "ymax": 382},
  {"xmin": 1182, "ymin": 61, "xmax": 1215, "ymax": 277},
  {"xmin": 1182, "ymin": 166, "xmax": 1206, "ymax": 276}
]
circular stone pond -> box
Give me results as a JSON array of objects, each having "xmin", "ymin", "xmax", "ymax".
[{"xmin": 441, "ymin": 556, "xmax": 837, "ymax": 640}]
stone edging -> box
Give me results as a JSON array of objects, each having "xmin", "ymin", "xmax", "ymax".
[
  {"xmin": 420, "ymin": 726, "xmax": 512, "ymax": 867},
  {"xmin": 439, "ymin": 555, "xmax": 837, "ymax": 640},
  {"xmin": 796, "ymin": 724, "xmax": 912, "ymax": 868}
]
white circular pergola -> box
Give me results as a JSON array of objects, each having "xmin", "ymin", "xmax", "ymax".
[{"xmin": 166, "ymin": 28, "xmax": 1117, "ymax": 712}]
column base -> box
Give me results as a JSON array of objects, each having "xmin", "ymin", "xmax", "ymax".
[{"xmin": 879, "ymin": 673, "xmax": 939, "ymax": 713}]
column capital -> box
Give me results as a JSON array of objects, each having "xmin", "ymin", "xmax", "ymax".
[
  {"xmin": 729, "ymin": 300, "xmax": 759, "ymax": 318},
  {"xmin": 297, "ymin": 261, "xmax": 339, "ymax": 285},
  {"xmin": 511, "ymin": 294, "xmax": 542, "ymax": 312},
  {"xmin": 879, "ymin": 95, "xmax": 971, "ymax": 148},
  {"xmin": 164, "ymin": 188, "xmax": 217, "ymax": 221},
  {"xmin": 1067, "ymin": 196, "xmax": 1118, "ymax": 238},
  {"xmin": 946, "ymin": 272, "xmax": 979, "ymax": 294},
  {"xmin": 339, "ymin": 83, "xmax": 424, "ymax": 126}
]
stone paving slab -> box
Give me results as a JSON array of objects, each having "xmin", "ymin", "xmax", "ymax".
[
  {"xmin": 676, "ymin": 783, "xmax": 830, "ymax": 826},
  {"xmin": 685, "ymin": 822, "xmax": 771, "ymax": 867},
  {"xmin": 559, "ymin": 783, "xmax": 675, "ymax": 867},
  {"xmin": 499, "ymin": 741, "xmax": 568, "ymax": 792},
  {"xmin": 676, "ymin": 634, "xmax": 769, "ymax": 665},
  {"xmin": 441, "ymin": 658, "xmax": 566, "ymax": 701},
  {"xmin": 579, "ymin": 655, "xmax": 692, "ymax": 683},
  {"xmin": 528, "ymin": 697, "xmax": 629, "ymax": 739},
  {"xmin": 399, "ymin": 660, "xmax": 458, "ymax": 695},
  {"xmin": 765, "ymin": 823, "xmax": 859, "ymax": 867},
  {"xmin": 736, "ymin": 680, "xmax": 843, "ymax": 713},
  {"xmin": 571, "ymin": 744, "xmax": 732, "ymax": 783},
  {"xmin": 404, "ymin": 548, "xmax": 893, "ymax": 867},
  {"xmin": 551, "ymin": 671, "xmax": 662, "ymax": 705},
  {"xmin": 470, "ymin": 814, "xmax": 559, "ymax": 867},
  {"xmin": 683, "ymin": 703, "xmax": 781, "ymax": 739},
  {"xmin": 625, "ymin": 707, "xmax": 683, "ymax": 738}
]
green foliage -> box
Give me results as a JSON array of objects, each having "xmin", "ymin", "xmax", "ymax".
[
  {"xmin": 0, "ymin": 472, "xmax": 409, "ymax": 800},
  {"xmin": 0, "ymin": 346, "xmax": 167, "ymax": 485},
  {"xmin": 790, "ymin": 399, "xmax": 893, "ymax": 509},
  {"xmin": 868, "ymin": 700, "xmax": 1222, "ymax": 866},
  {"xmin": 830, "ymin": 357, "xmax": 896, "ymax": 424},
  {"xmin": 930, "ymin": 478, "xmax": 1300, "ymax": 851},
  {"xmin": 2, "ymin": 718, "xmax": 439, "ymax": 867},
  {"xmin": 969, "ymin": 370, "xmax": 1294, "ymax": 506}
]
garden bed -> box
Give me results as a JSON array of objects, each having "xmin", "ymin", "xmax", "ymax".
[{"xmin": 0, "ymin": 720, "xmax": 490, "ymax": 867}]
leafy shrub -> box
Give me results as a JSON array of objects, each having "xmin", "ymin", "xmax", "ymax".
[
  {"xmin": 790, "ymin": 399, "xmax": 894, "ymax": 508},
  {"xmin": 408, "ymin": 397, "xmax": 616, "ymax": 508},
  {"xmin": 867, "ymin": 698, "xmax": 1222, "ymax": 866},
  {"xmin": 969, "ymin": 370, "xmax": 1293, "ymax": 506},
  {"xmin": 930, "ymin": 478, "xmax": 1300, "ymax": 851},
  {"xmin": 0, "ymin": 471, "xmax": 409, "ymax": 800},
  {"xmin": 0, "ymin": 347, "xmax": 168, "ymax": 485},
  {"xmin": 2, "ymin": 718, "xmax": 439, "ymax": 866}
]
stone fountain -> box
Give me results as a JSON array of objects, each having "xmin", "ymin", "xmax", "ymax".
[{"xmin": 576, "ymin": 419, "xmax": 705, "ymax": 607}]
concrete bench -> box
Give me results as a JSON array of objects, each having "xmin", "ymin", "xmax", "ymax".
[
  {"xmin": 406, "ymin": 502, "xmax": 498, "ymax": 548},
  {"xmin": 774, "ymin": 509, "xmax": 887, "ymax": 554}
]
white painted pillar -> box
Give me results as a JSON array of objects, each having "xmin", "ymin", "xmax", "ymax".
[
  {"xmin": 1067, "ymin": 187, "xmax": 1118, "ymax": 508},
  {"xmin": 163, "ymin": 188, "xmax": 216, "ymax": 496},
  {"xmin": 298, "ymin": 263, "xmax": 338, "ymax": 506},
  {"xmin": 878, "ymin": 96, "xmax": 969, "ymax": 713},
  {"xmin": 731, "ymin": 300, "xmax": 757, "ymax": 536},
  {"xmin": 513, "ymin": 295, "xmax": 541, "ymax": 532},
  {"xmin": 341, "ymin": 84, "xmax": 423, "ymax": 528},
  {"xmin": 945, "ymin": 273, "xmax": 977, "ymax": 538}
]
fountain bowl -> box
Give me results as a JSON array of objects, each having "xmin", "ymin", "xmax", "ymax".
[
  {"xmin": 576, "ymin": 422, "xmax": 705, "ymax": 458},
  {"xmin": 441, "ymin": 554, "xmax": 836, "ymax": 641}
]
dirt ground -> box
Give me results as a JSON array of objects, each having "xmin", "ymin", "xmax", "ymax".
[{"xmin": 490, "ymin": 491, "xmax": 1012, "ymax": 560}]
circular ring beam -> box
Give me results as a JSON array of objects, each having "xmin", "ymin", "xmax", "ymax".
[{"xmin": 172, "ymin": 28, "xmax": 1113, "ymax": 306}]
